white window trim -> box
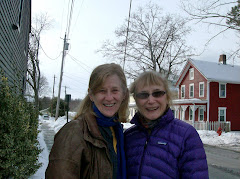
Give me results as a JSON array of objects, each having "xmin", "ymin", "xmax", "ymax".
[
  {"xmin": 181, "ymin": 85, "xmax": 185, "ymax": 99},
  {"xmin": 189, "ymin": 108, "xmax": 193, "ymax": 121},
  {"xmin": 218, "ymin": 107, "xmax": 227, "ymax": 122},
  {"xmin": 189, "ymin": 68, "xmax": 194, "ymax": 80},
  {"xmin": 219, "ymin": 83, "xmax": 226, "ymax": 98},
  {"xmin": 189, "ymin": 83, "xmax": 194, "ymax": 98},
  {"xmin": 199, "ymin": 82, "xmax": 204, "ymax": 97},
  {"xmin": 198, "ymin": 107, "xmax": 204, "ymax": 121}
]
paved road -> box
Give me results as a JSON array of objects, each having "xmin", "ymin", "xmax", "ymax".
[{"xmin": 205, "ymin": 145, "xmax": 240, "ymax": 179}]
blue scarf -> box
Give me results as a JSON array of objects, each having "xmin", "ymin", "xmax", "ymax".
[{"xmin": 93, "ymin": 103, "xmax": 126, "ymax": 179}]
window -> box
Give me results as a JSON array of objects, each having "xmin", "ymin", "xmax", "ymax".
[
  {"xmin": 219, "ymin": 83, "xmax": 226, "ymax": 98},
  {"xmin": 189, "ymin": 108, "xmax": 193, "ymax": 121},
  {"xmin": 189, "ymin": 68, "xmax": 194, "ymax": 80},
  {"xmin": 189, "ymin": 84, "xmax": 194, "ymax": 98},
  {"xmin": 181, "ymin": 85, "xmax": 185, "ymax": 98},
  {"xmin": 218, "ymin": 107, "xmax": 226, "ymax": 122},
  {"xmin": 199, "ymin": 82, "xmax": 204, "ymax": 97},
  {"xmin": 198, "ymin": 107, "xmax": 204, "ymax": 121}
]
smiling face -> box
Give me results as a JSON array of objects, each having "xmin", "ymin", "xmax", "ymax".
[
  {"xmin": 89, "ymin": 74, "xmax": 125, "ymax": 118},
  {"xmin": 135, "ymin": 84, "xmax": 168, "ymax": 122}
]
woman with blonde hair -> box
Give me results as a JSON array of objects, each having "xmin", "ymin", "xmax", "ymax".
[
  {"xmin": 46, "ymin": 63, "xmax": 129, "ymax": 179},
  {"xmin": 124, "ymin": 71, "xmax": 208, "ymax": 178}
]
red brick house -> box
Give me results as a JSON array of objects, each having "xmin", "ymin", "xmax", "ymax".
[{"xmin": 173, "ymin": 55, "xmax": 240, "ymax": 131}]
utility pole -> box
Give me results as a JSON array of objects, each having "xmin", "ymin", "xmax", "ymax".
[
  {"xmin": 64, "ymin": 86, "xmax": 67, "ymax": 113},
  {"xmin": 51, "ymin": 75, "xmax": 56, "ymax": 116},
  {"xmin": 64, "ymin": 86, "xmax": 67, "ymax": 97},
  {"xmin": 123, "ymin": 0, "xmax": 132, "ymax": 71},
  {"xmin": 55, "ymin": 33, "xmax": 68, "ymax": 120},
  {"xmin": 52, "ymin": 75, "xmax": 56, "ymax": 98}
]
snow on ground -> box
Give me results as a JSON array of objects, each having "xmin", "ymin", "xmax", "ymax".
[
  {"xmin": 198, "ymin": 130, "xmax": 240, "ymax": 150},
  {"xmin": 29, "ymin": 130, "xmax": 49, "ymax": 179},
  {"xmin": 30, "ymin": 114, "xmax": 240, "ymax": 178}
]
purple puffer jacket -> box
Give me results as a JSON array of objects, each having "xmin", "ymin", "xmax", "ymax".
[{"xmin": 124, "ymin": 108, "xmax": 209, "ymax": 179}]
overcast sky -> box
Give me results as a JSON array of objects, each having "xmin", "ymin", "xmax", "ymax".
[{"xmin": 32, "ymin": 0, "xmax": 239, "ymax": 99}]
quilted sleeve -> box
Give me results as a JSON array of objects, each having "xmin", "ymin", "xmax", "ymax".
[{"xmin": 178, "ymin": 126, "xmax": 209, "ymax": 179}]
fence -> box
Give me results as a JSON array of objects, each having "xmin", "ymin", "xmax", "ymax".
[{"xmin": 183, "ymin": 121, "xmax": 231, "ymax": 132}]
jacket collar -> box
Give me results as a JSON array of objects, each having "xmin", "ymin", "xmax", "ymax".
[
  {"xmin": 131, "ymin": 108, "xmax": 174, "ymax": 130},
  {"xmin": 82, "ymin": 113, "xmax": 107, "ymax": 148},
  {"xmin": 79, "ymin": 113, "xmax": 112, "ymax": 167}
]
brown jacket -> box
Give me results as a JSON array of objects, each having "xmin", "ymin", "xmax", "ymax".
[{"xmin": 45, "ymin": 114, "xmax": 113, "ymax": 179}]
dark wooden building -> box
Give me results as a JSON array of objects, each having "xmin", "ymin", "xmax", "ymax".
[{"xmin": 0, "ymin": 0, "xmax": 31, "ymax": 93}]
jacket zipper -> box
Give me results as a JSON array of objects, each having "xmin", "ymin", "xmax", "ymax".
[{"xmin": 138, "ymin": 133, "xmax": 150, "ymax": 179}]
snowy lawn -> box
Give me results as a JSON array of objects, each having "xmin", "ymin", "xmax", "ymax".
[{"xmin": 30, "ymin": 114, "xmax": 240, "ymax": 178}]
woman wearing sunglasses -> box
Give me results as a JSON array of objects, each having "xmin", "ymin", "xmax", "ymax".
[{"xmin": 124, "ymin": 71, "xmax": 209, "ymax": 179}]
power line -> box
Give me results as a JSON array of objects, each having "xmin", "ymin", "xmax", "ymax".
[
  {"xmin": 66, "ymin": 0, "xmax": 75, "ymax": 38},
  {"xmin": 64, "ymin": 71, "xmax": 89, "ymax": 81},
  {"xmin": 57, "ymin": 83, "xmax": 87, "ymax": 94},
  {"xmin": 68, "ymin": 53, "xmax": 91, "ymax": 69},
  {"xmin": 63, "ymin": 73, "xmax": 88, "ymax": 86},
  {"xmin": 71, "ymin": 0, "xmax": 85, "ymax": 36},
  {"xmin": 59, "ymin": 1, "xmax": 66, "ymax": 41},
  {"xmin": 67, "ymin": 54, "xmax": 91, "ymax": 73},
  {"xmin": 66, "ymin": 0, "xmax": 71, "ymax": 34},
  {"xmin": 39, "ymin": 43, "xmax": 62, "ymax": 60}
]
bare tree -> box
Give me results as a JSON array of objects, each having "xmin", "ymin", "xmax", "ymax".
[
  {"xmin": 181, "ymin": 0, "xmax": 240, "ymax": 60},
  {"xmin": 38, "ymin": 75, "xmax": 50, "ymax": 97},
  {"xmin": 98, "ymin": 3, "xmax": 194, "ymax": 80},
  {"xmin": 26, "ymin": 74, "xmax": 50, "ymax": 98},
  {"xmin": 27, "ymin": 13, "xmax": 51, "ymax": 110}
]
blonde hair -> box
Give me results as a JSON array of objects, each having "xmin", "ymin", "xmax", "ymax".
[
  {"xmin": 130, "ymin": 71, "xmax": 172, "ymax": 107},
  {"xmin": 74, "ymin": 63, "xmax": 129, "ymax": 122}
]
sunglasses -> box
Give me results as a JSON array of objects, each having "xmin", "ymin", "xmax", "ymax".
[{"xmin": 135, "ymin": 91, "xmax": 166, "ymax": 99}]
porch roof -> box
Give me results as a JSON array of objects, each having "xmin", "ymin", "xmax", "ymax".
[{"xmin": 173, "ymin": 98, "xmax": 208, "ymax": 104}]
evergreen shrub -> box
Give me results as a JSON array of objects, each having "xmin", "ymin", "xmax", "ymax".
[
  {"xmin": 0, "ymin": 76, "xmax": 41, "ymax": 178},
  {"xmin": 49, "ymin": 97, "xmax": 68, "ymax": 117}
]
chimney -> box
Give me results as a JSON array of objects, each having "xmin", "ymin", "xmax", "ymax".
[{"xmin": 219, "ymin": 54, "xmax": 226, "ymax": 65}]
